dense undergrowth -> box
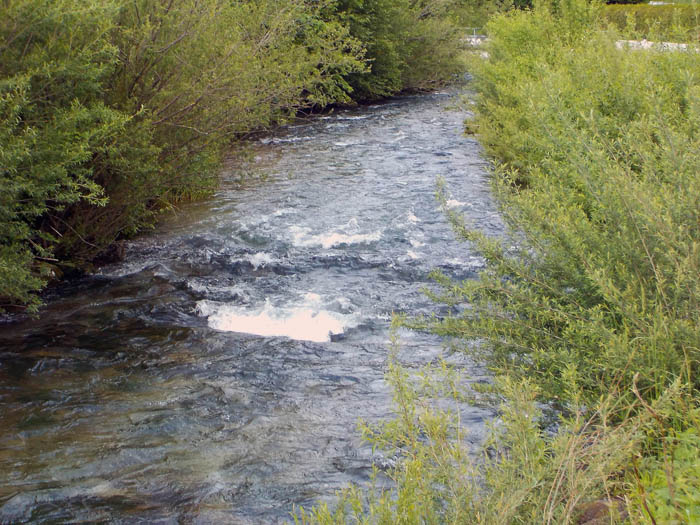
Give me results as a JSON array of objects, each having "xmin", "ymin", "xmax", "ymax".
[
  {"xmin": 0, "ymin": 0, "xmax": 469, "ymax": 311},
  {"xmin": 299, "ymin": 0, "xmax": 700, "ymax": 522}
]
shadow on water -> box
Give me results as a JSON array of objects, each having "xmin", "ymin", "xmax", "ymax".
[{"xmin": 0, "ymin": 88, "xmax": 503, "ymax": 523}]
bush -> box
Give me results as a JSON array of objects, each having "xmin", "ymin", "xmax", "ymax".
[
  {"xmin": 0, "ymin": 0, "xmax": 133, "ymax": 310},
  {"xmin": 603, "ymin": 4, "xmax": 700, "ymax": 40},
  {"xmin": 461, "ymin": 0, "xmax": 700, "ymax": 409},
  {"xmin": 629, "ymin": 407, "xmax": 700, "ymax": 523},
  {"xmin": 454, "ymin": 0, "xmax": 516, "ymax": 31},
  {"xmin": 1, "ymin": 0, "xmax": 471, "ymax": 311},
  {"xmin": 330, "ymin": 0, "xmax": 468, "ymax": 99},
  {"xmin": 437, "ymin": 0, "xmax": 700, "ymax": 518},
  {"xmin": 0, "ymin": 0, "xmax": 366, "ymax": 309},
  {"xmin": 296, "ymin": 338, "xmax": 647, "ymax": 524}
]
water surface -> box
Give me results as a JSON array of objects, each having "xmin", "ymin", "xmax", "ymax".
[{"xmin": 0, "ymin": 89, "xmax": 503, "ymax": 523}]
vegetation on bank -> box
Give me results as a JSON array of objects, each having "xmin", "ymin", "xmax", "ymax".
[
  {"xmin": 0, "ymin": 0, "xmax": 470, "ymax": 312},
  {"xmin": 603, "ymin": 3, "xmax": 700, "ymax": 40},
  {"xmin": 299, "ymin": 0, "xmax": 700, "ymax": 522}
]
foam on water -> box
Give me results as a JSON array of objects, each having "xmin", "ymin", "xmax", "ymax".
[
  {"xmin": 197, "ymin": 294, "xmax": 357, "ymax": 343},
  {"xmin": 259, "ymin": 136, "xmax": 314, "ymax": 145},
  {"xmin": 290, "ymin": 225, "xmax": 381, "ymax": 249},
  {"xmin": 246, "ymin": 252, "xmax": 275, "ymax": 269},
  {"xmin": 445, "ymin": 199, "xmax": 467, "ymax": 209}
]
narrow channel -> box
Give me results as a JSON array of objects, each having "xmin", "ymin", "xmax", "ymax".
[{"xmin": 0, "ymin": 89, "xmax": 503, "ymax": 523}]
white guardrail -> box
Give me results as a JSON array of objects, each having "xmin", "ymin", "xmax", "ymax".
[
  {"xmin": 615, "ymin": 39, "xmax": 699, "ymax": 52},
  {"xmin": 461, "ymin": 29, "xmax": 697, "ymax": 56}
]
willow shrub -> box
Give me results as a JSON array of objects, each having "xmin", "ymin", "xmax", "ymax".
[
  {"xmin": 330, "ymin": 0, "xmax": 468, "ymax": 99},
  {"xmin": 463, "ymin": 0, "xmax": 700, "ymax": 408},
  {"xmin": 1, "ymin": 0, "xmax": 469, "ymax": 310},
  {"xmin": 300, "ymin": 0, "xmax": 700, "ymax": 521},
  {"xmin": 453, "ymin": 0, "xmax": 517, "ymax": 31},
  {"xmin": 0, "ymin": 1, "xmax": 131, "ymax": 310},
  {"xmin": 65, "ymin": 0, "xmax": 366, "ymax": 263},
  {"xmin": 454, "ymin": 0, "xmax": 700, "ymax": 515},
  {"xmin": 0, "ymin": 0, "xmax": 365, "ymax": 310},
  {"xmin": 603, "ymin": 4, "xmax": 700, "ymax": 41},
  {"xmin": 297, "ymin": 328, "xmax": 653, "ymax": 523},
  {"xmin": 440, "ymin": 0, "xmax": 700, "ymax": 516}
]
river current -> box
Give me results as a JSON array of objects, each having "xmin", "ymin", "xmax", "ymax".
[{"xmin": 0, "ymin": 89, "xmax": 503, "ymax": 523}]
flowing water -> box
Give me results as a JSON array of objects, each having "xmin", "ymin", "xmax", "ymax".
[{"xmin": 0, "ymin": 89, "xmax": 504, "ymax": 523}]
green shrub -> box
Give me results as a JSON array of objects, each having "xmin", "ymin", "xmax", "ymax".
[
  {"xmin": 0, "ymin": 0, "xmax": 133, "ymax": 310},
  {"xmin": 457, "ymin": 0, "xmax": 700, "ymax": 409},
  {"xmin": 330, "ymin": 0, "xmax": 468, "ymax": 99},
  {"xmin": 1, "ymin": 0, "xmax": 472, "ymax": 310},
  {"xmin": 439, "ymin": 0, "xmax": 700, "ymax": 517},
  {"xmin": 0, "ymin": 0, "xmax": 367, "ymax": 309},
  {"xmin": 454, "ymin": 0, "xmax": 516, "ymax": 31},
  {"xmin": 631, "ymin": 419, "xmax": 700, "ymax": 523},
  {"xmin": 297, "ymin": 339, "xmax": 646, "ymax": 524},
  {"xmin": 603, "ymin": 4, "xmax": 700, "ymax": 40}
]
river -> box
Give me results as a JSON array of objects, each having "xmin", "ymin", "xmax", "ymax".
[{"xmin": 0, "ymin": 88, "xmax": 503, "ymax": 523}]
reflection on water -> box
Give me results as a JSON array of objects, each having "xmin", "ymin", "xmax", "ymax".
[{"xmin": 0, "ymin": 89, "xmax": 502, "ymax": 523}]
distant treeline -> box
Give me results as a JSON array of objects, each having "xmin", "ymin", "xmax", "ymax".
[{"xmin": 0, "ymin": 0, "xmax": 469, "ymax": 311}]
